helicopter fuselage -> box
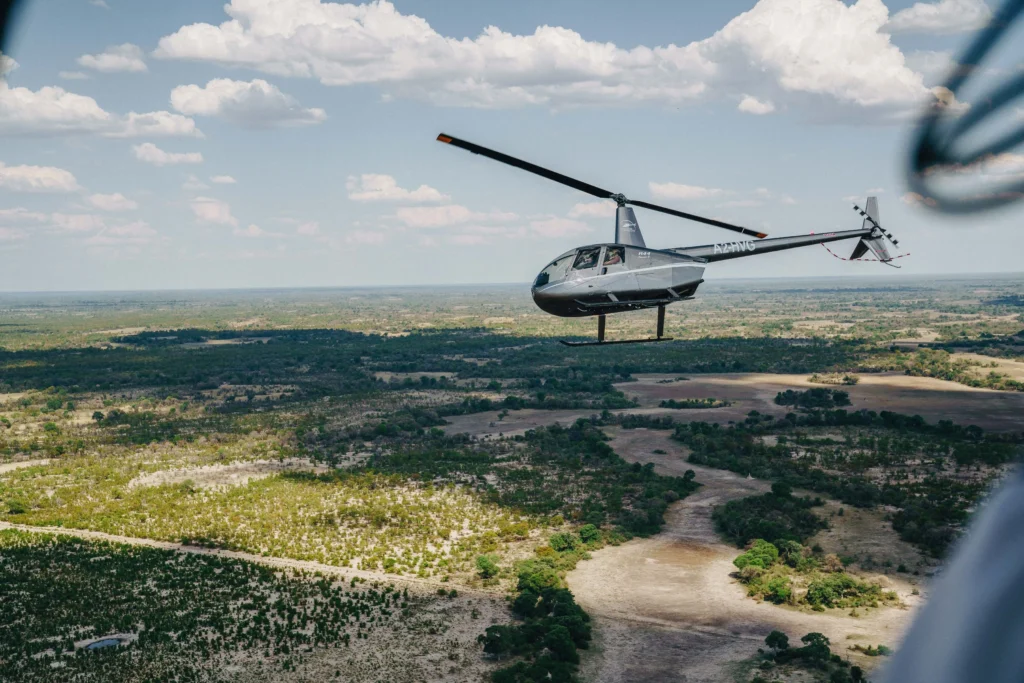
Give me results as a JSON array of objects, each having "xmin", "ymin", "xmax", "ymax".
[{"xmin": 531, "ymin": 243, "xmax": 705, "ymax": 317}]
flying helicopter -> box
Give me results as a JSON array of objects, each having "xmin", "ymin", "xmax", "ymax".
[{"xmin": 436, "ymin": 133, "xmax": 902, "ymax": 346}]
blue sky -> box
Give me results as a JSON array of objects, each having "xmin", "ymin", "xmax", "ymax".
[{"xmin": 0, "ymin": 0, "xmax": 1019, "ymax": 291}]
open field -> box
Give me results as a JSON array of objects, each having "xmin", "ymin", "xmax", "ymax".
[
  {"xmin": 620, "ymin": 372, "xmax": 1024, "ymax": 433},
  {"xmin": 0, "ymin": 277, "xmax": 1022, "ymax": 682},
  {"xmin": 568, "ymin": 428, "xmax": 922, "ymax": 683}
]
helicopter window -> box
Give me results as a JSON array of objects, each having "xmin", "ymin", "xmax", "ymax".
[
  {"xmin": 572, "ymin": 247, "xmax": 601, "ymax": 270},
  {"xmin": 604, "ymin": 246, "xmax": 624, "ymax": 266}
]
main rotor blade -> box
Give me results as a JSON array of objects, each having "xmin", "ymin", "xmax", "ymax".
[
  {"xmin": 626, "ymin": 199, "xmax": 768, "ymax": 239},
  {"xmin": 437, "ymin": 133, "xmax": 616, "ymax": 200}
]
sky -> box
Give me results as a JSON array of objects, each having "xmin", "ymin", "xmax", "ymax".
[{"xmin": 0, "ymin": 0, "xmax": 1020, "ymax": 291}]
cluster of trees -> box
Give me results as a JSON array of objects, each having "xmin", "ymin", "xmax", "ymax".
[
  {"xmin": 658, "ymin": 398, "xmax": 729, "ymax": 409},
  {"xmin": 712, "ymin": 482, "xmax": 827, "ymax": 547},
  {"xmin": 774, "ymin": 388, "xmax": 851, "ymax": 409},
  {"xmin": 757, "ymin": 631, "xmax": 867, "ymax": 683},
  {"xmin": 809, "ymin": 373, "xmax": 860, "ymax": 386},
  {"xmin": 905, "ymin": 349, "xmax": 1024, "ymax": 391},
  {"xmin": 479, "ymin": 528, "xmax": 600, "ymax": 683},
  {"xmin": 673, "ymin": 408, "xmax": 1019, "ymax": 557},
  {"xmin": 0, "ymin": 530, "xmax": 418, "ymax": 682}
]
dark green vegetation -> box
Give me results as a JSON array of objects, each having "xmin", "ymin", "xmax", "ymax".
[
  {"xmin": 713, "ymin": 482, "xmax": 828, "ymax": 547},
  {"xmin": 0, "ymin": 530, "xmax": 428, "ymax": 682},
  {"xmin": 659, "ymin": 398, "xmax": 730, "ymax": 409},
  {"xmin": 479, "ymin": 528, "xmax": 607, "ymax": 683},
  {"xmin": 775, "ymin": 388, "xmax": 851, "ymax": 410},
  {"xmin": 753, "ymin": 631, "xmax": 868, "ymax": 683},
  {"xmin": 676, "ymin": 410, "xmax": 1021, "ymax": 557},
  {"xmin": 903, "ymin": 349, "xmax": 1024, "ymax": 391}
]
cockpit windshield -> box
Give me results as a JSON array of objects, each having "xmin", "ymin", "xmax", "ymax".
[
  {"xmin": 533, "ymin": 254, "xmax": 573, "ymax": 288},
  {"xmin": 572, "ymin": 247, "xmax": 601, "ymax": 270}
]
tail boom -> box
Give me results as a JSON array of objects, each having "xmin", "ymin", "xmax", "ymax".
[{"xmin": 672, "ymin": 228, "xmax": 871, "ymax": 262}]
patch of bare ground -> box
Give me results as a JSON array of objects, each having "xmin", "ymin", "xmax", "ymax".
[
  {"xmin": 567, "ymin": 428, "xmax": 921, "ymax": 683},
  {"xmin": 619, "ymin": 372, "xmax": 1024, "ymax": 432},
  {"xmin": 126, "ymin": 458, "xmax": 328, "ymax": 491},
  {"xmin": 0, "ymin": 458, "xmax": 49, "ymax": 473},
  {"xmin": 954, "ymin": 353, "xmax": 1024, "ymax": 381},
  {"xmin": 443, "ymin": 407, "xmax": 676, "ymax": 440}
]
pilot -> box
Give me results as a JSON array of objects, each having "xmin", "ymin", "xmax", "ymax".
[{"xmin": 604, "ymin": 248, "xmax": 623, "ymax": 265}]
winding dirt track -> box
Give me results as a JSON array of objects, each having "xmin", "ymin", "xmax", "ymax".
[{"xmin": 567, "ymin": 428, "xmax": 922, "ymax": 682}]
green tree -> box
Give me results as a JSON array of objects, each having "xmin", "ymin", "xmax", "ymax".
[
  {"xmin": 765, "ymin": 630, "xmax": 789, "ymax": 654},
  {"xmin": 476, "ymin": 554, "xmax": 499, "ymax": 579}
]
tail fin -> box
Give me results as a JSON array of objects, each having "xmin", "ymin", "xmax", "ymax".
[{"xmin": 851, "ymin": 196, "xmax": 893, "ymax": 262}]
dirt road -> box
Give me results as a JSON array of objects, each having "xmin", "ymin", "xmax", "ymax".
[{"xmin": 567, "ymin": 428, "xmax": 921, "ymax": 682}]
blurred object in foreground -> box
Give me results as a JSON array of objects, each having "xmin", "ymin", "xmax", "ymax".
[{"xmin": 907, "ymin": 0, "xmax": 1024, "ymax": 214}]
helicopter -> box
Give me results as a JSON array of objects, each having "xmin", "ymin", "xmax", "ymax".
[{"xmin": 436, "ymin": 133, "xmax": 902, "ymax": 346}]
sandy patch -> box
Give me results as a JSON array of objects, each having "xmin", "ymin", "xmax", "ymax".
[
  {"xmin": 619, "ymin": 372, "xmax": 1024, "ymax": 432},
  {"xmin": 567, "ymin": 427, "xmax": 921, "ymax": 683},
  {"xmin": 127, "ymin": 458, "xmax": 327, "ymax": 491},
  {"xmin": 0, "ymin": 458, "xmax": 50, "ymax": 474}
]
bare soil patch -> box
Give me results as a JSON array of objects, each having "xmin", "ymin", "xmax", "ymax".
[
  {"xmin": 567, "ymin": 428, "xmax": 921, "ymax": 683},
  {"xmin": 619, "ymin": 372, "xmax": 1024, "ymax": 432},
  {"xmin": 127, "ymin": 458, "xmax": 327, "ymax": 491}
]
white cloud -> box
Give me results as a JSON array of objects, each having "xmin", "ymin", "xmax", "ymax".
[
  {"xmin": 0, "ymin": 54, "xmax": 17, "ymax": 76},
  {"xmin": 780, "ymin": 194, "xmax": 797, "ymax": 205},
  {"xmin": 59, "ymin": 71, "xmax": 90, "ymax": 80},
  {"xmin": 0, "ymin": 207, "xmax": 47, "ymax": 222},
  {"xmin": 567, "ymin": 200, "xmax": 617, "ymax": 219},
  {"xmin": 0, "ymin": 83, "xmax": 200, "ymax": 137},
  {"xmin": 0, "ymin": 162, "xmax": 79, "ymax": 192},
  {"xmin": 51, "ymin": 213, "xmax": 106, "ymax": 232},
  {"xmin": 346, "ymin": 174, "xmax": 448, "ymax": 202},
  {"xmin": 133, "ymin": 142, "xmax": 203, "ymax": 166},
  {"xmin": 211, "ymin": 175, "xmax": 236, "ymax": 184},
  {"xmin": 395, "ymin": 205, "xmax": 517, "ymax": 228},
  {"xmin": 87, "ymin": 221, "xmax": 159, "ymax": 247},
  {"xmin": 738, "ymin": 95, "xmax": 775, "ymax": 115},
  {"xmin": 78, "ymin": 43, "xmax": 148, "ymax": 73},
  {"xmin": 171, "ymin": 78, "xmax": 326, "ymax": 127},
  {"xmin": 885, "ymin": 0, "xmax": 991, "ymax": 34},
  {"xmin": 0, "ymin": 227, "xmax": 26, "ymax": 241},
  {"xmin": 183, "ymin": 174, "xmax": 209, "ymax": 191},
  {"xmin": 89, "ymin": 0, "xmax": 111, "ymax": 8},
  {"xmin": 905, "ymin": 50, "xmax": 956, "ymax": 86},
  {"xmin": 529, "ymin": 216, "xmax": 590, "ymax": 237},
  {"xmin": 649, "ymin": 182, "xmax": 725, "ymax": 201},
  {"xmin": 345, "ymin": 230, "xmax": 386, "ymax": 245},
  {"xmin": 191, "ymin": 196, "xmax": 237, "ymax": 226},
  {"xmin": 154, "ymin": 0, "xmax": 938, "ymax": 120},
  {"xmin": 87, "ymin": 192, "xmax": 138, "ymax": 211},
  {"xmin": 296, "ymin": 221, "xmax": 319, "ymax": 235},
  {"xmin": 233, "ymin": 224, "xmax": 264, "ymax": 238}
]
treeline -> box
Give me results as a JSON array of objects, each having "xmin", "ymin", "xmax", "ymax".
[{"xmin": 774, "ymin": 388, "xmax": 851, "ymax": 409}]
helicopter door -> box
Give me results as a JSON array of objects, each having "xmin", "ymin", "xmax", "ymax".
[
  {"xmin": 600, "ymin": 245, "xmax": 639, "ymax": 295},
  {"xmin": 570, "ymin": 247, "xmax": 602, "ymax": 279}
]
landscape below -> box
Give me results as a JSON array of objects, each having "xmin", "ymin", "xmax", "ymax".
[{"xmin": 0, "ymin": 275, "xmax": 1021, "ymax": 683}]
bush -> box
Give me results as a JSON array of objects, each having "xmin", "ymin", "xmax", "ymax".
[
  {"xmin": 476, "ymin": 554, "xmax": 500, "ymax": 579},
  {"xmin": 578, "ymin": 524, "xmax": 600, "ymax": 545},
  {"xmin": 734, "ymin": 539, "xmax": 779, "ymax": 570},
  {"xmin": 549, "ymin": 532, "xmax": 579, "ymax": 553}
]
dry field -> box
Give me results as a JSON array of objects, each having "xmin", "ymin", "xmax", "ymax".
[
  {"xmin": 618, "ymin": 372, "xmax": 1024, "ymax": 433},
  {"xmin": 568, "ymin": 428, "xmax": 923, "ymax": 683}
]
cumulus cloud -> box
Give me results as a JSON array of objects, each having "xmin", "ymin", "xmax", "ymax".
[
  {"xmin": 51, "ymin": 213, "xmax": 106, "ymax": 232},
  {"xmin": 133, "ymin": 142, "xmax": 203, "ymax": 166},
  {"xmin": 345, "ymin": 230, "xmax": 387, "ymax": 245},
  {"xmin": 87, "ymin": 192, "xmax": 138, "ymax": 211},
  {"xmin": 87, "ymin": 221, "xmax": 159, "ymax": 247},
  {"xmin": 170, "ymin": 78, "xmax": 326, "ymax": 127},
  {"xmin": 649, "ymin": 182, "xmax": 725, "ymax": 201},
  {"xmin": 529, "ymin": 216, "xmax": 590, "ymax": 237},
  {"xmin": 59, "ymin": 71, "xmax": 90, "ymax": 80},
  {"xmin": 191, "ymin": 196, "xmax": 238, "ymax": 226},
  {"xmin": 738, "ymin": 95, "xmax": 775, "ymax": 115},
  {"xmin": 567, "ymin": 200, "xmax": 617, "ymax": 219},
  {"xmin": 0, "ymin": 83, "xmax": 200, "ymax": 137},
  {"xmin": 0, "ymin": 227, "xmax": 26, "ymax": 241},
  {"xmin": 211, "ymin": 175, "xmax": 236, "ymax": 184},
  {"xmin": 78, "ymin": 43, "xmax": 147, "ymax": 73},
  {"xmin": 0, "ymin": 207, "xmax": 47, "ymax": 222},
  {"xmin": 153, "ymin": 0, "xmax": 940, "ymax": 121},
  {"xmin": 395, "ymin": 205, "xmax": 516, "ymax": 228},
  {"xmin": 0, "ymin": 162, "xmax": 79, "ymax": 192},
  {"xmin": 347, "ymin": 174, "xmax": 449, "ymax": 202},
  {"xmin": 233, "ymin": 224, "xmax": 265, "ymax": 237},
  {"xmin": 183, "ymin": 174, "xmax": 209, "ymax": 191},
  {"xmin": 0, "ymin": 54, "xmax": 16, "ymax": 76},
  {"xmin": 296, "ymin": 221, "xmax": 319, "ymax": 235},
  {"xmin": 905, "ymin": 50, "xmax": 956, "ymax": 86},
  {"xmin": 885, "ymin": 0, "xmax": 991, "ymax": 34}
]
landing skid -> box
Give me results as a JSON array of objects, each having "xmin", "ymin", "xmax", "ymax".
[{"xmin": 559, "ymin": 306, "xmax": 673, "ymax": 347}]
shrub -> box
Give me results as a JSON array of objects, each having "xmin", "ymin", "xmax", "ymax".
[
  {"xmin": 549, "ymin": 532, "xmax": 579, "ymax": 553},
  {"xmin": 734, "ymin": 539, "xmax": 779, "ymax": 570},
  {"xmin": 476, "ymin": 554, "xmax": 500, "ymax": 579},
  {"xmin": 578, "ymin": 524, "xmax": 600, "ymax": 545}
]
